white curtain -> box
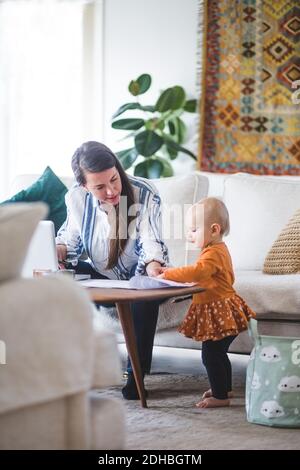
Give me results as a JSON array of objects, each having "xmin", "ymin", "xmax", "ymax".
[{"xmin": 0, "ymin": 0, "xmax": 103, "ymax": 199}]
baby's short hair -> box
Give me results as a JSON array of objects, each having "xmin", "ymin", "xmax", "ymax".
[{"xmin": 195, "ymin": 197, "xmax": 230, "ymax": 236}]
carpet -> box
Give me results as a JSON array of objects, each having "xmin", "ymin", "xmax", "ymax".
[
  {"xmin": 97, "ymin": 372, "xmax": 300, "ymax": 450},
  {"xmin": 199, "ymin": 0, "xmax": 300, "ymax": 175}
]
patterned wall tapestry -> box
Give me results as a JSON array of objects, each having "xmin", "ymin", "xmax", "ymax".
[{"xmin": 199, "ymin": 0, "xmax": 300, "ymax": 174}]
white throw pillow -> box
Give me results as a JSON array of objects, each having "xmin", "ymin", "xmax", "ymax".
[
  {"xmin": 0, "ymin": 203, "xmax": 47, "ymax": 282},
  {"xmin": 223, "ymin": 173, "xmax": 300, "ymax": 270},
  {"xmin": 153, "ymin": 172, "xmax": 209, "ymax": 266}
]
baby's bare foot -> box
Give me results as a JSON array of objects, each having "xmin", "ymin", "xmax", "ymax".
[
  {"xmin": 196, "ymin": 397, "xmax": 230, "ymax": 408},
  {"xmin": 202, "ymin": 388, "xmax": 234, "ymax": 399}
]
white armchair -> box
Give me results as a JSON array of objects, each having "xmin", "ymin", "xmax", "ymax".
[{"xmin": 0, "ymin": 203, "xmax": 125, "ymax": 449}]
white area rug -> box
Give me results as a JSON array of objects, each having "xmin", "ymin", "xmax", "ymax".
[{"xmin": 97, "ymin": 372, "xmax": 300, "ymax": 450}]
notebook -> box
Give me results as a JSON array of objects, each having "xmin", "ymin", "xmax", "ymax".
[
  {"xmin": 79, "ymin": 276, "xmax": 197, "ymax": 290},
  {"xmin": 21, "ymin": 220, "xmax": 90, "ymax": 281}
]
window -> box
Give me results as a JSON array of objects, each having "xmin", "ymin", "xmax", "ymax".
[{"xmin": 0, "ymin": 0, "xmax": 103, "ymax": 199}]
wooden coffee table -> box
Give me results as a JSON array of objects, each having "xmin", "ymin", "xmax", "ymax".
[{"xmin": 88, "ymin": 285, "xmax": 204, "ymax": 408}]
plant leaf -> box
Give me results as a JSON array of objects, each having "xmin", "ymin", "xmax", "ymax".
[
  {"xmin": 171, "ymin": 86, "xmax": 186, "ymax": 110},
  {"xmin": 136, "ymin": 74, "xmax": 152, "ymax": 94},
  {"xmin": 164, "ymin": 138, "xmax": 197, "ymax": 160},
  {"xmin": 112, "ymin": 103, "xmax": 156, "ymax": 119},
  {"xmin": 112, "ymin": 118, "xmax": 145, "ymax": 130},
  {"xmin": 128, "ymin": 74, "xmax": 152, "ymax": 96},
  {"xmin": 184, "ymin": 99, "xmax": 197, "ymax": 113},
  {"xmin": 134, "ymin": 159, "xmax": 164, "ymax": 179},
  {"xmin": 147, "ymin": 159, "xmax": 164, "ymax": 178},
  {"xmin": 155, "ymin": 156, "xmax": 174, "ymax": 177},
  {"xmin": 166, "ymin": 144, "xmax": 178, "ymax": 160},
  {"xmin": 141, "ymin": 105, "xmax": 156, "ymax": 112},
  {"xmin": 128, "ymin": 80, "xmax": 140, "ymax": 96},
  {"xmin": 116, "ymin": 148, "xmax": 138, "ymax": 170},
  {"xmin": 135, "ymin": 130, "xmax": 163, "ymax": 157},
  {"xmin": 175, "ymin": 117, "xmax": 187, "ymax": 144},
  {"xmin": 134, "ymin": 161, "xmax": 148, "ymax": 178},
  {"xmin": 167, "ymin": 117, "xmax": 186, "ymax": 144},
  {"xmin": 112, "ymin": 102, "xmax": 140, "ymax": 119},
  {"xmin": 168, "ymin": 120, "xmax": 176, "ymax": 135},
  {"xmin": 155, "ymin": 88, "xmax": 174, "ymax": 112}
]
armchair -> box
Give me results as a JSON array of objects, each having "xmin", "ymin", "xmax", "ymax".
[{"xmin": 0, "ymin": 203, "xmax": 125, "ymax": 449}]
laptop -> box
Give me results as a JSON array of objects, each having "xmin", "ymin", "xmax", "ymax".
[{"xmin": 21, "ymin": 220, "xmax": 90, "ymax": 281}]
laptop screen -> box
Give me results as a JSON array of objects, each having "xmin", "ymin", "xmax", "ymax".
[{"xmin": 22, "ymin": 221, "xmax": 59, "ymax": 278}]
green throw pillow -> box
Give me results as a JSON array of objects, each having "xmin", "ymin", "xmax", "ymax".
[{"xmin": 1, "ymin": 166, "xmax": 68, "ymax": 234}]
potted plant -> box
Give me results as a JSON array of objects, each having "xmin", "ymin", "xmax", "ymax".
[{"xmin": 111, "ymin": 74, "xmax": 197, "ymax": 178}]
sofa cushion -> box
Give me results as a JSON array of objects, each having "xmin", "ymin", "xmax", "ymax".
[
  {"xmin": 0, "ymin": 276, "xmax": 95, "ymax": 414},
  {"xmin": 94, "ymin": 294, "xmax": 192, "ymax": 333},
  {"xmin": 234, "ymin": 270, "xmax": 300, "ymax": 319},
  {"xmin": 224, "ymin": 173, "xmax": 300, "ymax": 270},
  {"xmin": 0, "ymin": 203, "xmax": 47, "ymax": 283},
  {"xmin": 92, "ymin": 324, "xmax": 122, "ymax": 388},
  {"xmin": 153, "ymin": 172, "xmax": 209, "ymax": 266},
  {"xmin": 3, "ymin": 167, "xmax": 68, "ymax": 234},
  {"xmin": 263, "ymin": 207, "xmax": 300, "ymax": 274}
]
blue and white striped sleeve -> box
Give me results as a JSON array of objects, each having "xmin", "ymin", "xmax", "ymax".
[
  {"xmin": 136, "ymin": 191, "xmax": 169, "ymax": 274},
  {"xmin": 55, "ymin": 190, "xmax": 84, "ymax": 257}
]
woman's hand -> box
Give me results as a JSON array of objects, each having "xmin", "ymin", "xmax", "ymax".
[
  {"xmin": 56, "ymin": 244, "xmax": 67, "ymax": 269},
  {"xmin": 146, "ymin": 261, "xmax": 167, "ymax": 277}
]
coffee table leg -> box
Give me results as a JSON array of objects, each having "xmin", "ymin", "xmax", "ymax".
[{"xmin": 116, "ymin": 301, "xmax": 147, "ymax": 408}]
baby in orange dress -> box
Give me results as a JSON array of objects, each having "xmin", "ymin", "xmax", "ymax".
[{"xmin": 158, "ymin": 197, "xmax": 256, "ymax": 408}]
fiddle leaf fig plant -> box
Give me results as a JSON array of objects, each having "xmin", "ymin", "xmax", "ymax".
[{"xmin": 111, "ymin": 73, "xmax": 197, "ymax": 178}]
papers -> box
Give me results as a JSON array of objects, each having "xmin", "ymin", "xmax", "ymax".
[
  {"xmin": 79, "ymin": 279, "xmax": 132, "ymax": 289},
  {"xmin": 79, "ymin": 275, "xmax": 197, "ymax": 290},
  {"xmin": 129, "ymin": 276, "xmax": 197, "ymax": 289}
]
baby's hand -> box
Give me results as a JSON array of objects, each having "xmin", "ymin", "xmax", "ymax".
[
  {"xmin": 158, "ymin": 266, "xmax": 168, "ymax": 275},
  {"xmin": 157, "ymin": 272, "xmax": 166, "ymax": 279}
]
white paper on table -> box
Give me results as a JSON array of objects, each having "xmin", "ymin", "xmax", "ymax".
[
  {"xmin": 78, "ymin": 276, "xmax": 197, "ymax": 290},
  {"xmin": 129, "ymin": 276, "xmax": 197, "ymax": 289},
  {"xmin": 78, "ymin": 279, "xmax": 131, "ymax": 289}
]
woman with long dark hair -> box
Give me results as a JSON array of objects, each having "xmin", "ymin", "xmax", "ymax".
[{"xmin": 56, "ymin": 141, "xmax": 169, "ymax": 399}]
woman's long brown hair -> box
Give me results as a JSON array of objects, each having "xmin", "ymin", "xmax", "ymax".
[{"xmin": 71, "ymin": 141, "xmax": 136, "ymax": 269}]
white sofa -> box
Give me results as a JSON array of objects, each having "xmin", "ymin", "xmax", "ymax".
[
  {"xmin": 0, "ymin": 203, "xmax": 125, "ymax": 450},
  {"xmin": 9, "ymin": 171, "xmax": 300, "ymax": 355},
  {"xmin": 154, "ymin": 172, "xmax": 300, "ymax": 353}
]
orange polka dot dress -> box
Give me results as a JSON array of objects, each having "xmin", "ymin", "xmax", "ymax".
[{"xmin": 163, "ymin": 242, "xmax": 256, "ymax": 342}]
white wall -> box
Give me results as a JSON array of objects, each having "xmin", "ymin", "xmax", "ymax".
[
  {"xmin": 2, "ymin": 0, "xmax": 199, "ymax": 199},
  {"xmin": 103, "ymin": 0, "xmax": 199, "ymax": 174}
]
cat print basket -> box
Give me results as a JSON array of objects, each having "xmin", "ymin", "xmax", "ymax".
[{"xmin": 246, "ymin": 319, "xmax": 300, "ymax": 428}]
